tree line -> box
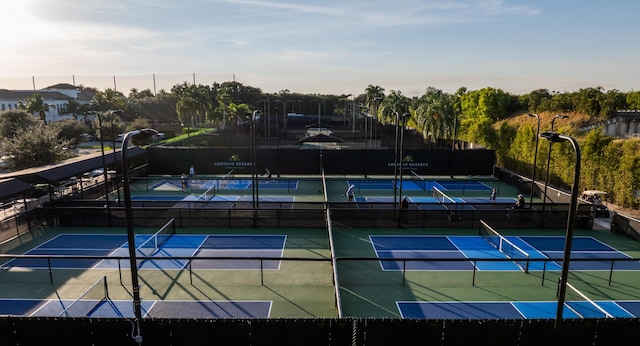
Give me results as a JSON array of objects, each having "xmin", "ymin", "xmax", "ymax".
[{"xmin": 1, "ymin": 82, "xmax": 638, "ymax": 210}]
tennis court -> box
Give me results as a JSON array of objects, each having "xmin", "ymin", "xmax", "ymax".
[
  {"xmin": 1, "ymin": 295, "xmax": 271, "ymax": 318},
  {"xmin": 2, "ymin": 233, "xmax": 287, "ymax": 271},
  {"xmin": 398, "ymin": 300, "xmax": 640, "ymax": 319},
  {"xmin": 127, "ymin": 175, "xmax": 324, "ymax": 205},
  {"xmin": 369, "ymin": 234, "xmax": 640, "ymax": 272},
  {"xmin": 3, "ymin": 175, "xmax": 640, "ymax": 324}
]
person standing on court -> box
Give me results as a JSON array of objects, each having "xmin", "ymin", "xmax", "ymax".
[
  {"xmin": 189, "ymin": 165, "xmax": 195, "ymax": 176},
  {"xmin": 346, "ymin": 184, "xmax": 355, "ymax": 202},
  {"xmin": 490, "ymin": 189, "xmax": 496, "ymax": 201},
  {"xmin": 181, "ymin": 173, "xmax": 188, "ymax": 191},
  {"xmin": 400, "ymin": 195, "xmax": 409, "ymax": 222}
]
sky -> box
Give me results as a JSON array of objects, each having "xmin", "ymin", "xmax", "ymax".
[{"xmin": 1, "ymin": 0, "xmax": 639, "ymax": 97}]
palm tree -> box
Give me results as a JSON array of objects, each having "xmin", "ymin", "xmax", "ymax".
[
  {"xmin": 19, "ymin": 93, "xmax": 51, "ymax": 123},
  {"xmin": 377, "ymin": 90, "xmax": 411, "ymax": 125},
  {"xmin": 216, "ymin": 86, "xmax": 232, "ymax": 128},
  {"xmin": 413, "ymin": 87, "xmax": 456, "ymax": 145},
  {"xmin": 364, "ymin": 85, "xmax": 385, "ymax": 118}
]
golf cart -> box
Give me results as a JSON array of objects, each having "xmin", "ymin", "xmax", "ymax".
[{"xmin": 581, "ymin": 190, "xmax": 610, "ymax": 218}]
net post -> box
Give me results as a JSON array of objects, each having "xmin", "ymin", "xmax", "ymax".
[
  {"xmin": 48, "ymin": 257, "xmax": 53, "ymax": 285},
  {"xmin": 103, "ymin": 275, "xmax": 109, "ymax": 300}
]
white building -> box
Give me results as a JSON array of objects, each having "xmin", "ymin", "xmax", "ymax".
[{"xmin": 0, "ymin": 83, "xmax": 95, "ymax": 123}]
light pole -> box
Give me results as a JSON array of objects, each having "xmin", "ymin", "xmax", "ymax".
[
  {"xmin": 121, "ymin": 128, "xmax": 158, "ymax": 344},
  {"xmin": 393, "ymin": 111, "xmax": 401, "ymax": 215},
  {"xmin": 89, "ymin": 111, "xmax": 111, "ymax": 225},
  {"xmin": 250, "ymin": 110, "xmax": 261, "ymax": 210},
  {"xmin": 110, "ymin": 110, "xmax": 123, "ymax": 205},
  {"xmin": 542, "ymin": 115, "xmax": 569, "ymax": 214},
  {"xmin": 373, "ymin": 96, "xmax": 383, "ymax": 149},
  {"xmin": 527, "ymin": 113, "xmax": 541, "ymax": 206},
  {"xmin": 397, "ymin": 113, "xmax": 409, "ymax": 228},
  {"xmin": 450, "ymin": 113, "xmax": 458, "ymax": 178},
  {"xmin": 539, "ymin": 131, "xmax": 581, "ymax": 332}
]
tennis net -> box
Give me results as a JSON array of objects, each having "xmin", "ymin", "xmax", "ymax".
[
  {"xmin": 137, "ymin": 218, "xmax": 176, "ymax": 257},
  {"xmin": 198, "ymin": 184, "xmax": 216, "ymax": 200},
  {"xmin": 58, "ymin": 275, "xmax": 109, "ymax": 317},
  {"xmin": 216, "ymin": 169, "xmax": 236, "ymax": 190},
  {"xmin": 479, "ymin": 220, "xmax": 530, "ymax": 273},
  {"xmin": 563, "ymin": 281, "xmax": 613, "ymax": 318},
  {"xmin": 410, "ymin": 170, "xmax": 428, "ymax": 191},
  {"xmin": 432, "ymin": 186, "xmax": 456, "ymax": 204}
]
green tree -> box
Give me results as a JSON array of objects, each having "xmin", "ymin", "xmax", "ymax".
[
  {"xmin": 93, "ymin": 111, "xmax": 125, "ymax": 142},
  {"xmin": 520, "ymin": 89, "xmax": 552, "ymax": 113},
  {"xmin": 413, "ymin": 87, "xmax": 455, "ymax": 145},
  {"xmin": 216, "ymin": 86, "xmax": 233, "ymax": 128},
  {"xmin": 363, "ymin": 85, "xmax": 385, "ymax": 119},
  {"xmin": 460, "ymin": 87, "xmax": 515, "ymax": 122},
  {"xmin": 616, "ymin": 140, "xmax": 640, "ymax": 208},
  {"xmin": 377, "ymin": 90, "xmax": 411, "ymax": 125},
  {"xmin": 52, "ymin": 119, "xmax": 89, "ymax": 146},
  {"xmin": 581, "ymin": 128, "xmax": 613, "ymax": 189},
  {"xmin": 0, "ymin": 110, "xmax": 39, "ymax": 139},
  {"xmin": 600, "ymin": 89, "xmax": 627, "ymax": 117},
  {"xmin": 1, "ymin": 124, "xmax": 72, "ymax": 170},
  {"xmin": 549, "ymin": 92, "xmax": 575, "ymax": 113},
  {"xmin": 227, "ymin": 103, "xmax": 252, "ymax": 126},
  {"xmin": 573, "ymin": 87, "xmax": 603, "ymax": 117},
  {"xmin": 91, "ymin": 89, "xmax": 128, "ymax": 113},
  {"xmin": 626, "ymin": 91, "xmax": 640, "ymax": 110},
  {"xmin": 174, "ymin": 84, "xmax": 213, "ymax": 128},
  {"xmin": 495, "ymin": 122, "xmax": 517, "ymax": 167},
  {"xmin": 126, "ymin": 118, "xmax": 152, "ymax": 132},
  {"xmin": 19, "ymin": 93, "xmax": 50, "ymax": 122}
]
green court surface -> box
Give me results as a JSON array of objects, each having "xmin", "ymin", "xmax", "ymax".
[
  {"xmin": 125, "ymin": 174, "xmax": 524, "ymax": 205},
  {"xmin": 2, "ymin": 222, "xmax": 640, "ymax": 319}
]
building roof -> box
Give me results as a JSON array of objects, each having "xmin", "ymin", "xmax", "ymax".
[
  {"xmin": 0, "ymin": 178, "xmax": 34, "ymax": 200},
  {"xmin": 0, "ymin": 147, "xmax": 146, "ymax": 184},
  {"xmin": 0, "ymin": 89, "xmax": 73, "ymax": 101}
]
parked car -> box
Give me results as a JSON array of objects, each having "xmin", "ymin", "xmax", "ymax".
[{"xmin": 581, "ymin": 190, "xmax": 610, "ymax": 218}]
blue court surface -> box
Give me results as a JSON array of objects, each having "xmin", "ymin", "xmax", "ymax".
[
  {"xmin": 150, "ymin": 178, "xmax": 299, "ymax": 191},
  {"xmin": 347, "ymin": 179, "xmax": 494, "ymax": 192},
  {"xmin": 2, "ymin": 234, "xmax": 287, "ymax": 270},
  {"xmin": 369, "ymin": 235, "xmax": 640, "ymax": 271},
  {"xmin": 0, "ymin": 298, "xmax": 271, "ymax": 318},
  {"xmin": 132, "ymin": 195, "xmax": 295, "ymax": 203},
  {"xmin": 352, "ymin": 196, "xmax": 514, "ymax": 210},
  {"xmin": 397, "ymin": 300, "xmax": 640, "ymax": 319}
]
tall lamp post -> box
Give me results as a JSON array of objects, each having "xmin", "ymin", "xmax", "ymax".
[
  {"xmin": 111, "ymin": 110, "xmax": 123, "ymax": 205},
  {"xmin": 397, "ymin": 113, "xmax": 408, "ymax": 228},
  {"xmin": 393, "ymin": 111, "xmax": 401, "ymax": 215},
  {"xmin": 450, "ymin": 113, "xmax": 458, "ymax": 178},
  {"xmin": 373, "ymin": 96, "xmax": 383, "ymax": 149},
  {"xmin": 542, "ymin": 115, "xmax": 569, "ymax": 213},
  {"xmin": 89, "ymin": 111, "xmax": 111, "ymax": 225},
  {"xmin": 121, "ymin": 128, "xmax": 158, "ymax": 344},
  {"xmin": 539, "ymin": 131, "xmax": 581, "ymax": 332},
  {"xmin": 527, "ymin": 113, "xmax": 541, "ymax": 206},
  {"xmin": 250, "ymin": 110, "xmax": 261, "ymax": 210}
]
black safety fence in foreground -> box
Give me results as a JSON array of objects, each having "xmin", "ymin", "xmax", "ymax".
[
  {"xmin": 4, "ymin": 254, "xmax": 638, "ymax": 290},
  {"xmin": 1, "ymin": 316, "xmax": 638, "ymax": 346},
  {"xmin": 37, "ymin": 202, "xmax": 595, "ymax": 230}
]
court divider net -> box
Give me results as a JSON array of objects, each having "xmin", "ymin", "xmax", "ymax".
[
  {"xmin": 58, "ymin": 275, "xmax": 109, "ymax": 317},
  {"xmin": 410, "ymin": 170, "xmax": 428, "ymax": 191},
  {"xmin": 136, "ymin": 218, "xmax": 177, "ymax": 257},
  {"xmin": 563, "ymin": 281, "xmax": 614, "ymax": 318},
  {"xmin": 432, "ymin": 186, "xmax": 456, "ymax": 204},
  {"xmin": 199, "ymin": 184, "xmax": 216, "ymax": 200},
  {"xmin": 478, "ymin": 220, "xmax": 530, "ymax": 273}
]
